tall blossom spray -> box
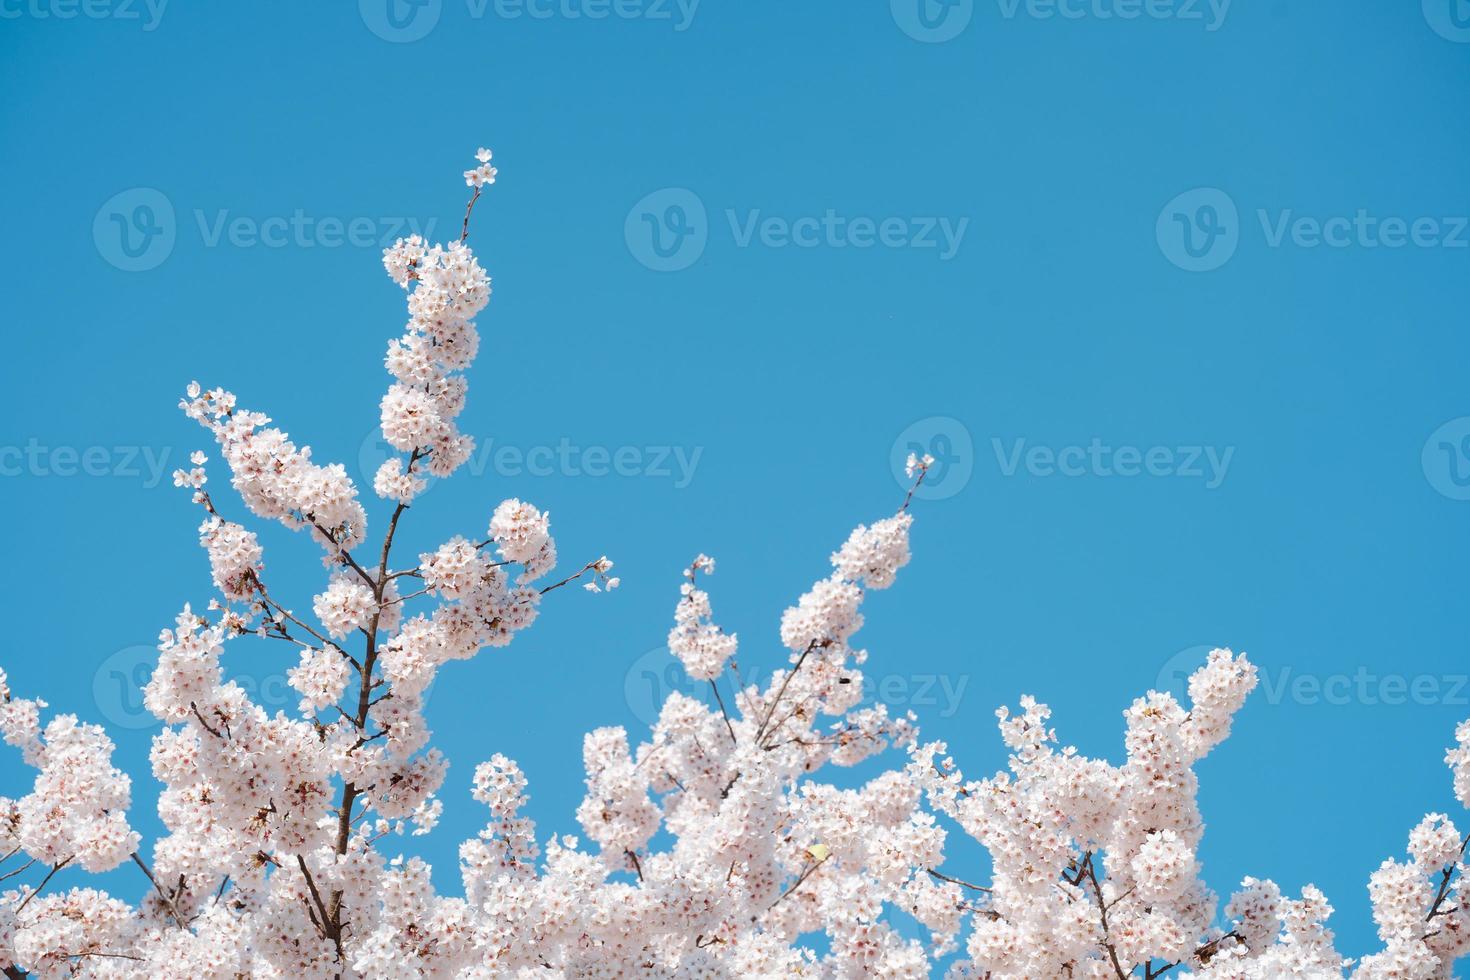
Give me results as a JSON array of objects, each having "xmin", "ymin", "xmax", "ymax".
[{"xmin": 1, "ymin": 152, "xmax": 1468, "ymax": 978}]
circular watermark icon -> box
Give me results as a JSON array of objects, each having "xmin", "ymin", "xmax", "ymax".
[
  {"xmin": 623, "ymin": 646, "xmax": 761, "ymax": 727},
  {"xmin": 360, "ymin": 0, "xmax": 442, "ymax": 42},
  {"xmin": 1423, "ymin": 417, "xmax": 1470, "ymax": 500},
  {"xmin": 891, "ymin": 0, "xmax": 973, "ymax": 42},
  {"xmin": 94, "ymin": 645, "xmax": 160, "ymax": 730},
  {"xmin": 625, "ymin": 188, "xmax": 708, "ymax": 272},
  {"xmin": 358, "ymin": 428, "xmax": 440, "ymax": 502},
  {"xmin": 1423, "ymin": 0, "xmax": 1470, "ymax": 42},
  {"xmin": 625, "ymin": 646, "xmax": 699, "ymax": 727},
  {"xmin": 94, "ymin": 188, "xmax": 176, "ymax": 272},
  {"xmin": 1154, "ymin": 644, "xmax": 1216, "ymax": 704},
  {"xmin": 1155, "ymin": 644, "xmax": 1470, "ymax": 709},
  {"xmin": 1156, "ymin": 187, "xmax": 1239, "ymax": 272},
  {"xmin": 890, "ymin": 416, "xmax": 974, "ymax": 501}
]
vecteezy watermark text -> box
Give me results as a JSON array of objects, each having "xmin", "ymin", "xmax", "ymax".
[
  {"xmin": 891, "ymin": 0, "xmax": 1227, "ymax": 43},
  {"xmin": 995, "ymin": 0, "xmax": 1228, "ymax": 28},
  {"xmin": 360, "ymin": 432, "xmax": 703, "ymax": 496},
  {"xmin": 889, "ymin": 420, "xmax": 1233, "ymax": 497},
  {"xmin": 0, "ymin": 440, "xmax": 173, "ymax": 488},
  {"xmin": 0, "ymin": 0, "xmax": 166, "ymax": 29},
  {"xmin": 622, "ymin": 646, "xmax": 969, "ymax": 726},
  {"xmin": 1158, "ymin": 187, "xmax": 1470, "ymax": 272},
  {"xmin": 1157, "ymin": 645, "xmax": 1470, "ymax": 708},
  {"xmin": 359, "ymin": 0, "xmax": 697, "ymax": 42},
  {"xmin": 993, "ymin": 437, "xmax": 1234, "ymax": 488},
  {"xmin": 467, "ymin": 438, "xmax": 702, "ymax": 486},
  {"xmin": 94, "ymin": 187, "xmax": 440, "ymax": 272},
  {"xmin": 725, "ymin": 210, "xmax": 968, "ymax": 260},
  {"xmin": 625, "ymin": 188, "xmax": 969, "ymax": 272},
  {"xmin": 1256, "ymin": 667, "xmax": 1470, "ymax": 707}
]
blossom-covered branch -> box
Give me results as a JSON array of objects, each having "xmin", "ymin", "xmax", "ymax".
[{"xmin": 3, "ymin": 151, "xmax": 1470, "ymax": 979}]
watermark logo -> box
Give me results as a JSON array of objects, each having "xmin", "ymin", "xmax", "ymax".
[
  {"xmin": 891, "ymin": 417, "xmax": 975, "ymax": 501},
  {"xmin": 480, "ymin": 0, "xmax": 699, "ymax": 29},
  {"xmin": 1256, "ymin": 209, "xmax": 1469, "ymax": 251},
  {"xmin": 1156, "ymin": 644, "xmax": 1470, "ymax": 708},
  {"xmin": 0, "ymin": 440, "xmax": 174, "ymax": 487},
  {"xmin": 624, "ymin": 646, "xmax": 759, "ymax": 727},
  {"xmin": 1157, "ymin": 187, "xmax": 1238, "ymax": 272},
  {"xmin": 93, "ymin": 189, "xmax": 440, "ymax": 271},
  {"xmin": 627, "ymin": 188, "xmax": 970, "ymax": 272},
  {"xmin": 0, "ymin": 0, "xmax": 168, "ymax": 30},
  {"xmin": 888, "ymin": 424, "xmax": 1232, "ymax": 493},
  {"xmin": 864, "ymin": 672, "xmax": 970, "ymax": 717},
  {"xmin": 1424, "ymin": 0, "xmax": 1470, "ymax": 42},
  {"xmin": 726, "ymin": 209, "xmax": 968, "ymax": 259},
  {"xmin": 993, "ymin": 437, "xmax": 1234, "ymax": 488},
  {"xmin": 891, "ymin": 0, "xmax": 973, "ymax": 42},
  {"xmin": 1155, "ymin": 643, "xmax": 1213, "ymax": 702},
  {"xmin": 1423, "ymin": 417, "xmax": 1470, "ymax": 500},
  {"xmin": 190, "ymin": 211, "xmax": 438, "ymax": 251},
  {"xmin": 622, "ymin": 646, "xmax": 970, "ymax": 727},
  {"xmin": 1255, "ymin": 666, "xmax": 1470, "ymax": 707},
  {"xmin": 94, "ymin": 645, "xmax": 159, "ymax": 730},
  {"xmin": 362, "ymin": 0, "xmax": 699, "ymax": 36},
  {"xmin": 94, "ymin": 188, "xmax": 176, "ymax": 272},
  {"xmin": 895, "ymin": 0, "xmax": 1229, "ymax": 40},
  {"xmin": 359, "ymin": 430, "xmax": 437, "ymax": 501},
  {"xmin": 626, "ymin": 188, "xmax": 708, "ymax": 272},
  {"xmin": 359, "ymin": 429, "xmax": 703, "ymax": 492},
  {"xmin": 995, "ymin": 0, "xmax": 1229, "ymax": 30},
  {"xmin": 360, "ymin": 0, "xmax": 441, "ymax": 41},
  {"xmin": 1159, "ymin": 190, "xmax": 1470, "ymax": 272}
]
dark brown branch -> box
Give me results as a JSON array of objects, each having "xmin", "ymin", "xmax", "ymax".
[
  {"xmin": 14, "ymin": 857, "xmax": 72, "ymax": 915},
  {"xmin": 769, "ymin": 855, "xmax": 828, "ymax": 911},
  {"xmin": 189, "ymin": 702, "xmax": 225, "ymax": 739},
  {"xmin": 927, "ymin": 868, "xmax": 993, "ymax": 893},
  {"xmin": 709, "ymin": 680, "xmax": 738, "ymax": 745},
  {"xmin": 625, "ymin": 850, "xmax": 644, "ymax": 883},
  {"xmin": 1079, "ymin": 853, "xmax": 1130, "ymax": 980},
  {"xmin": 129, "ymin": 852, "xmax": 187, "ymax": 930},
  {"xmin": 754, "ymin": 639, "xmax": 824, "ymax": 747},
  {"xmin": 538, "ymin": 559, "xmax": 602, "ymax": 596},
  {"xmin": 1425, "ymin": 833, "xmax": 1470, "ymax": 925},
  {"xmin": 898, "ymin": 461, "xmax": 930, "ymax": 513},
  {"xmin": 0, "ymin": 859, "xmax": 36, "ymax": 884},
  {"xmin": 296, "ymin": 855, "xmax": 339, "ymax": 956},
  {"xmin": 460, "ymin": 185, "xmax": 483, "ymax": 242}
]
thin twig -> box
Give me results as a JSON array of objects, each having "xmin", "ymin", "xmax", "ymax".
[
  {"xmin": 14, "ymin": 857, "xmax": 72, "ymax": 915},
  {"xmin": 769, "ymin": 856, "xmax": 828, "ymax": 910},
  {"xmin": 927, "ymin": 867, "xmax": 992, "ymax": 893},
  {"xmin": 130, "ymin": 852, "xmax": 188, "ymax": 930},
  {"xmin": 709, "ymin": 679, "xmax": 737, "ymax": 745},
  {"xmin": 754, "ymin": 639, "xmax": 823, "ymax": 747},
  {"xmin": 0, "ymin": 859, "xmax": 36, "ymax": 884}
]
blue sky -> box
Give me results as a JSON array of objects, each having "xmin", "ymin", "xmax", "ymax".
[{"xmin": 3, "ymin": 0, "xmax": 1470, "ymax": 962}]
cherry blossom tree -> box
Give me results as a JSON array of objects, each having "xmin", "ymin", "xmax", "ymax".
[{"xmin": 2, "ymin": 150, "xmax": 1469, "ymax": 978}]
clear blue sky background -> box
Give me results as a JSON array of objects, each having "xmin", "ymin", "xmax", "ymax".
[{"xmin": 3, "ymin": 0, "xmax": 1470, "ymax": 965}]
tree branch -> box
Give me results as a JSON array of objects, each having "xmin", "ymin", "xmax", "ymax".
[{"xmin": 130, "ymin": 852, "xmax": 188, "ymax": 930}]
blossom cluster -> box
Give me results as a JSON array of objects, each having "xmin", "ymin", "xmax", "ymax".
[{"xmin": 3, "ymin": 151, "xmax": 1469, "ymax": 980}]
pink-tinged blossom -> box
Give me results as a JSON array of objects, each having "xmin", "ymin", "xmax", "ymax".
[
  {"xmin": 668, "ymin": 557, "xmax": 738, "ymax": 681},
  {"xmin": 5, "ymin": 149, "xmax": 1470, "ymax": 980},
  {"xmin": 311, "ymin": 574, "xmax": 375, "ymax": 639}
]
